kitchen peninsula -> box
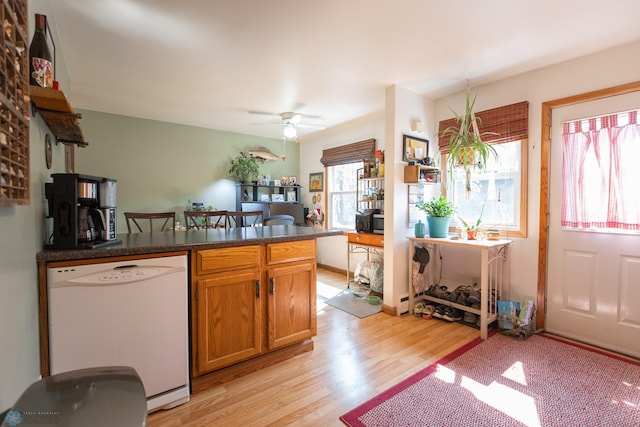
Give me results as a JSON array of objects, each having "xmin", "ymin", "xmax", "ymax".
[{"xmin": 37, "ymin": 226, "xmax": 342, "ymax": 393}]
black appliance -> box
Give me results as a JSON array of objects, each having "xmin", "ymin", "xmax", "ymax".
[
  {"xmin": 355, "ymin": 209, "xmax": 380, "ymax": 233},
  {"xmin": 372, "ymin": 213, "xmax": 384, "ymax": 234},
  {"xmin": 45, "ymin": 173, "xmax": 120, "ymax": 249}
]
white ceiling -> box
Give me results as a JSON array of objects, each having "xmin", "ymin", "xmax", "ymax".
[{"xmin": 49, "ymin": 0, "xmax": 640, "ymax": 141}]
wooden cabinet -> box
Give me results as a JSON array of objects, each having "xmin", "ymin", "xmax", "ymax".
[
  {"xmin": 266, "ymin": 240, "xmax": 316, "ymax": 349},
  {"xmin": 191, "ymin": 239, "xmax": 316, "ymax": 378},
  {"xmin": 192, "ymin": 246, "xmax": 262, "ymax": 375},
  {"xmin": 403, "ymin": 165, "xmax": 440, "ymax": 184}
]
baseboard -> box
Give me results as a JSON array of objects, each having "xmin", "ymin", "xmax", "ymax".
[{"xmin": 317, "ymin": 263, "xmax": 350, "ymax": 278}]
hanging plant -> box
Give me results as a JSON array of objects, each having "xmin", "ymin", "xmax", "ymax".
[{"xmin": 440, "ymin": 89, "xmax": 499, "ymax": 198}]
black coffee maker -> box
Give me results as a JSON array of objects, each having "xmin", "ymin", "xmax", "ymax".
[{"xmin": 45, "ymin": 173, "xmax": 120, "ymax": 249}]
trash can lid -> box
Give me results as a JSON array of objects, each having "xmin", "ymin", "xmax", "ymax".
[{"xmin": 2, "ymin": 366, "xmax": 147, "ymax": 427}]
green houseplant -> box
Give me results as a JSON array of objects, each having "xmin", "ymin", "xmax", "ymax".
[
  {"xmin": 228, "ymin": 152, "xmax": 260, "ymax": 183},
  {"xmin": 417, "ymin": 195, "xmax": 455, "ymax": 238},
  {"xmin": 458, "ymin": 199, "xmax": 486, "ymax": 240},
  {"xmin": 440, "ymin": 89, "xmax": 498, "ymax": 197}
]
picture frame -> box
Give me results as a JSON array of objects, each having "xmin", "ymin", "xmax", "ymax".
[
  {"xmin": 271, "ymin": 194, "xmax": 285, "ymax": 202},
  {"xmin": 260, "ymin": 194, "xmax": 270, "ymax": 202},
  {"xmin": 403, "ymin": 135, "xmax": 429, "ymax": 163},
  {"xmin": 309, "ymin": 172, "xmax": 324, "ymax": 192},
  {"xmin": 287, "ymin": 190, "xmax": 296, "ymax": 202}
]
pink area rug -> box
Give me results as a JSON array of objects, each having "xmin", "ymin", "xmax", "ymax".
[{"xmin": 340, "ymin": 333, "xmax": 640, "ymax": 426}]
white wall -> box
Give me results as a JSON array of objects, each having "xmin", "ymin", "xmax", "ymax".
[
  {"xmin": 0, "ymin": 0, "xmax": 70, "ymax": 410},
  {"xmin": 384, "ymin": 86, "xmax": 436, "ymax": 310},
  {"xmin": 74, "ymin": 110, "xmax": 293, "ymax": 233},
  {"xmin": 433, "ymin": 39, "xmax": 640, "ymax": 302},
  {"xmin": 300, "ymin": 114, "xmax": 385, "ymax": 269}
]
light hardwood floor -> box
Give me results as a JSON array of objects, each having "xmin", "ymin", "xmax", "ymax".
[{"xmin": 147, "ymin": 268, "xmax": 479, "ymax": 426}]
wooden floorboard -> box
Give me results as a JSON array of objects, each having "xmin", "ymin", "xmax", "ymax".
[{"xmin": 147, "ymin": 268, "xmax": 479, "ymax": 426}]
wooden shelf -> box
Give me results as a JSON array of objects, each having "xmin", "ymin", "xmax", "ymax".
[
  {"xmin": 404, "ymin": 165, "xmax": 440, "ymax": 184},
  {"xmin": 1, "ymin": 0, "xmax": 30, "ymax": 206},
  {"xmin": 29, "ymin": 85, "xmax": 88, "ymax": 147}
]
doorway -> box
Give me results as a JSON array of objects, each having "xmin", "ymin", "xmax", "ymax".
[{"xmin": 538, "ymin": 81, "xmax": 640, "ymax": 357}]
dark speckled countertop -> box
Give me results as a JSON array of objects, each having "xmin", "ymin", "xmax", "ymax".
[{"xmin": 37, "ymin": 226, "xmax": 343, "ymax": 262}]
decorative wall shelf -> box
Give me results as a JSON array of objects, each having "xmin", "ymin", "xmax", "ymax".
[
  {"xmin": 1, "ymin": 0, "xmax": 30, "ymax": 206},
  {"xmin": 403, "ymin": 164, "xmax": 440, "ymax": 184},
  {"xmin": 29, "ymin": 85, "xmax": 88, "ymax": 147}
]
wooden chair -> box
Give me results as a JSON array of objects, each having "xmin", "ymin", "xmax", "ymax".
[
  {"xmin": 263, "ymin": 214, "xmax": 294, "ymax": 225},
  {"xmin": 227, "ymin": 211, "xmax": 263, "ymax": 227},
  {"xmin": 184, "ymin": 210, "xmax": 228, "ymax": 230},
  {"xmin": 124, "ymin": 212, "xmax": 176, "ymax": 233}
]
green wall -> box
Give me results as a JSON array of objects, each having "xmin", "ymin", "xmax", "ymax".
[{"xmin": 75, "ymin": 110, "xmax": 300, "ymax": 232}]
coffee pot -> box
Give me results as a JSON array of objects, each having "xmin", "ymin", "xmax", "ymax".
[{"xmin": 77, "ymin": 207, "xmax": 95, "ymax": 242}]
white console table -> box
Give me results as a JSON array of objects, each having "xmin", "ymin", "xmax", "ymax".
[{"xmin": 408, "ymin": 237, "xmax": 511, "ymax": 339}]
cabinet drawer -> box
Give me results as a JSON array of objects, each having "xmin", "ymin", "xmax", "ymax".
[
  {"xmin": 195, "ymin": 246, "xmax": 261, "ymax": 275},
  {"xmin": 266, "ymin": 239, "xmax": 316, "ymax": 265},
  {"xmin": 347, "ymin": 232, "xmax": 384, "ymax": 247}
]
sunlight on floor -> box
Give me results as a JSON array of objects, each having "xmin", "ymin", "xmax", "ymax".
[
  {"xmin": 502, "ymin": 361, "xmax": 527, "ymax": 385},
  {"xmin": 434, "ymin": 362, "xmax": 542, "ymax": 427},
  {"xmin": 316, "ymin": 279, "xmax": 342, "ymax": 313}
]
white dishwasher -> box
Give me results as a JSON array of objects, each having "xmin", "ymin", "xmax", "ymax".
[{"xmin": 47, "ymin": 254, "xmax": 190, "ymax": 413}]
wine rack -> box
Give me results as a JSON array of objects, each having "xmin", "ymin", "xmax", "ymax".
[{"xmin": 0, "ymin": 0, "xmax": 30, "ymax": 205}]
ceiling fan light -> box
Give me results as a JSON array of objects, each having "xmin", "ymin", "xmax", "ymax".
[{"xmin": 283, "ymin": 123, "xmax": 297, "ymax": 139}]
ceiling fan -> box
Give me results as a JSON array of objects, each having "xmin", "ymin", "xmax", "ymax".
[{"xmin": 249, "ymin": 111, "xmax": 325, "ymax": 141}]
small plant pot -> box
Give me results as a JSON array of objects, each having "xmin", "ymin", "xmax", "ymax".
[
  {"xmin": 466, "ymin": 229, "xmax": 478, "ymax": 240},
  {"xmin": 427, "ymin": 216, "xmax": 451, "ymax": 238}
]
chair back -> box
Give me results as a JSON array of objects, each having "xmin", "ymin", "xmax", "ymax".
[
  {"xmin": 184, "ymin": 210, "xmax": 228, "ymax": 229},
  {"xmin": 124, "ymin": 212, "xmax": 176, "ymax": 233},
  {"xmin": 263, "ymin": 214, "xmax": 294, "ymax": 226},
  {"xmin": 227, "ymin": 211, "xmax": 263, "ymax": 227}
]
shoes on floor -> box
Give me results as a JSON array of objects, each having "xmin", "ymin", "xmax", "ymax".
[
  {"xmin": 432, "ymin": 305, "xmax": 447, "ymax": 319},
  {"xmin": 422, "ymin": 305, "xmax": 435, "ymax": 319},
  {"xmin": 442, "ymin": 307, "xmax": 462, "ymax": 322},
  {"xmin": 413, "ymin": 300, "xmax": 426, "ymax": 317},
  {"xmin": 463, "ymin": 312, "xmax": 478, "ymax": 324}
]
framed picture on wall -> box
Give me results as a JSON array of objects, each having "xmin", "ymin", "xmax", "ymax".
[
  {"xmin": 309, "ymin": 172, "xmax": 324, "ymax": 192},
  {"xmin": 402, "ymin": 135, "xmax": 429, "ymax": 162}
]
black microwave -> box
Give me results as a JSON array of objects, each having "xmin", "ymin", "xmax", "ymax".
[{"xmin": 355, "ymin": 212, "xmax": 384, "ymax": 234}]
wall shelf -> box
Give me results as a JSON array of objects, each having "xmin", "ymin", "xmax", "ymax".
[
  {"xmin": 1, "ymin": 0, "xmax": 30, "ymax": 206},
  {"xmin": 404, "ymin": 164, "xmax": 440, "ymax": 184},
  {"xmin": 29, "ymin": 85, "xmax": 88, "ymax": 147}
]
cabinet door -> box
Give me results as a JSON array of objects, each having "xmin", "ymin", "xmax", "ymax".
[
  {"xmin": 194, "ymin": 269, "xmax": 262, "ymax": 375},
  {"xmin": 266, "ymin": 261, "xmax": 317, "ymax": 350}
]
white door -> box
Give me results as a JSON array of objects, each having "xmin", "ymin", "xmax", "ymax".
[{"xmin": 547, "ymin": 91, "xmax": 640, "ymax": 358}]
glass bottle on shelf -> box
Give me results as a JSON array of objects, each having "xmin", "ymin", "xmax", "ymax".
[{"xmin": 29, "ymin": 14, "xmax": 53, "ymax": 88}]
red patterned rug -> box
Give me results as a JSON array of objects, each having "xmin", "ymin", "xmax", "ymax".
[{"xmin": 340, "ymin": 333, "xmax": 640, "ymax": 426}]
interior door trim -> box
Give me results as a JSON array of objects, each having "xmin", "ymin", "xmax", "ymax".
[{"xmin": 537, "ymin": 80, "xmax": 640, "ymax": 330}]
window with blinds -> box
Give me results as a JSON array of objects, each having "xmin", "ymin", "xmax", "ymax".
[
  {"xmin": 438, "ymin": 101, "xmax": 529, "ymax": 237},
  {"xmin": 321, "ymin": 139, "xmax": 375, "ymax": 230}
]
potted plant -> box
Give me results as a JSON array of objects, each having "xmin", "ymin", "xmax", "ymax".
[
  {"xmin": 416, "ymin": 195, "xmax": 455, "ymax": 238},
  {"xmin": 228, "ymin": 152, "xmax": 260, "ymax": 183},
  {"xmin": 458, "ymin": 200, "xmax": 486, "ymax": 240},
  {"xmin": 440, "ymin": 89, "xmax": 498, "ymax": 197}
]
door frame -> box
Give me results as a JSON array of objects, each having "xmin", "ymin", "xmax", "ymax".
[{"xmin": 536, "ymin": 80, "xmax": 640, "ymax": 330}]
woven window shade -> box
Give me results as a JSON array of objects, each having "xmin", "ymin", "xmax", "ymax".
[
  {"xmin": 438, "ymin": 101, "xmax": 528, "ymax": 153},
  {"xmin": 320, "ymin": 138, "xmax": 376, "ymax": 166}
]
